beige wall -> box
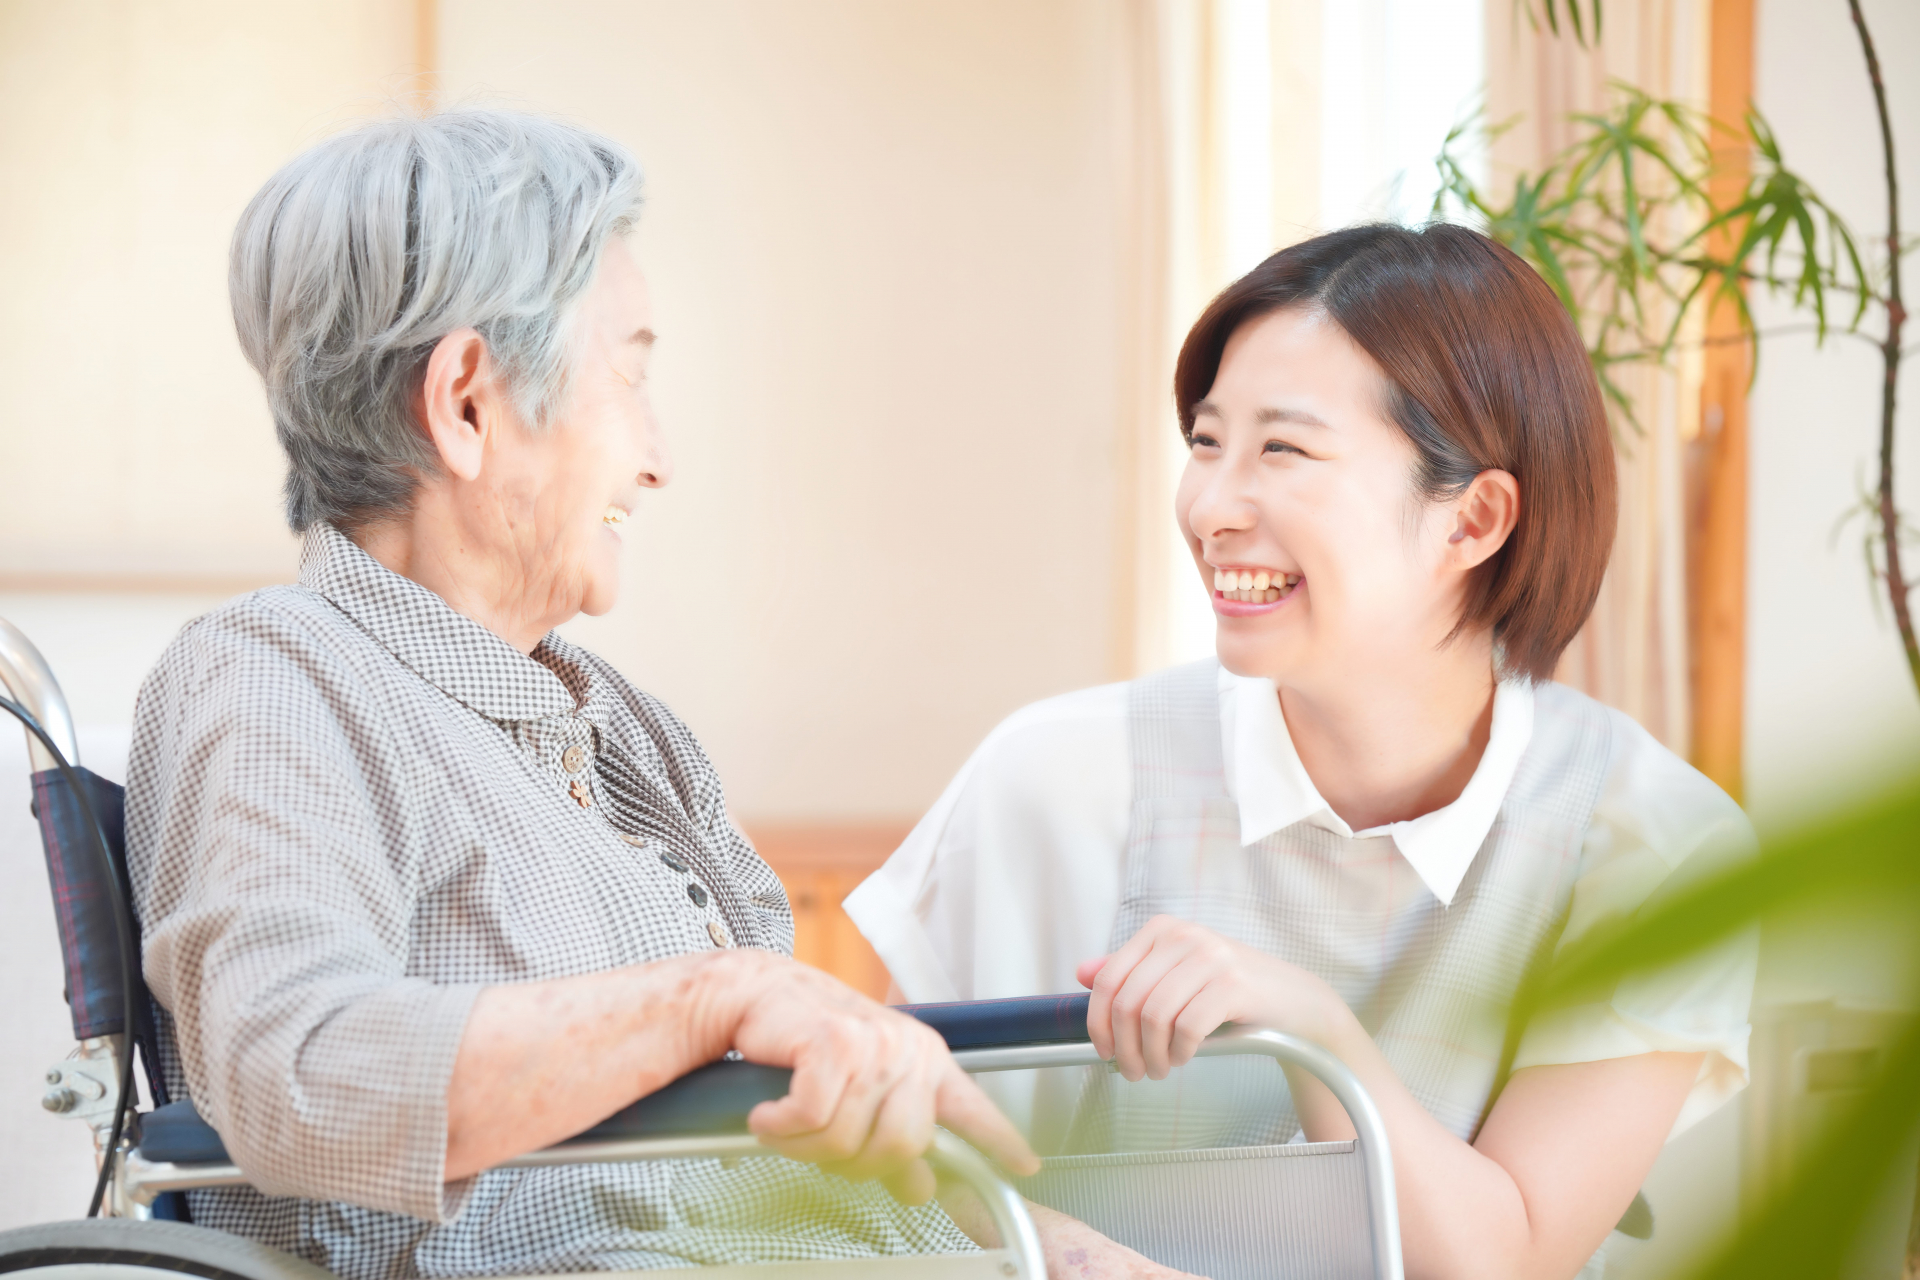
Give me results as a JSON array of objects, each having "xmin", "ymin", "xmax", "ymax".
[
  {"xmin": 0, "ymin": 0, "xmax": 422, "ymax": 583},
  {"xmin": 442, "ymin": 0, "xmax": 1137, "ymax": 818},
  {"xmin": 0, "ymin": 0, "xmax": 1141, "ymax": 822}
]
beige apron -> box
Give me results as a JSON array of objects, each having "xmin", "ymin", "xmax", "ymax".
[{"xmin": 1064, "ymin": 659, "xmax": 1614, "ymax": 1153}]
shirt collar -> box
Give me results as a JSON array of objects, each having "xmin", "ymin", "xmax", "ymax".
[
  {"xmin": 1218, "ymin": 665, "xmax": 1535, "ymax": 907},
  {"xmin": 299, "ymin": 522, "xmax": 582, "ymax": 724}
]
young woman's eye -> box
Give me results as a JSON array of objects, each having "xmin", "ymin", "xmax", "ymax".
[
  {"xmin": 1187, "ymin": 432, "xmax": 1221, "ymax": 450},
  {"xmin": 1264, "ymin": 439, "xmax": 1304, "ymax": 456}
]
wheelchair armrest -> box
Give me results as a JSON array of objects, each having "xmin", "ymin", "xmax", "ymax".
[
  {"xmin": 136, "ymin": 1060, "xmax": 797, "ymax": 1167},
  {"xmin": 571, "ymin": 1061, "xmax": 792, "ymax": 1141},
  {"xmin": 136, "ymin": 992, "xmax": 1094, "ymax": 1168},
  {"xmin": 899, "ymin": 993, "xmax": 1092, "ymax": 1048}
]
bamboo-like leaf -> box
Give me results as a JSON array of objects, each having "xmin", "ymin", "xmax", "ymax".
[
  {"xmin": 1501, "ymin": 776, "xmax": 1920, "ymax": 1278},
  {"xmin": 1696, "ymin": 1018, "xmax": 1920, "ymax": 1280},
  {"xmin": 1515, "ymin": 0, "xmax": 1602, "ymax": 48},
  {"xmin": 1532, "ymin": 778, "xmax": 1920, "ymax": 1011}
]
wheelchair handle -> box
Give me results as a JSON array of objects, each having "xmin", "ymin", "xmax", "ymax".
[{"xmin": 0, "ymin": 617, "xmax": 80, "ymax": 772}]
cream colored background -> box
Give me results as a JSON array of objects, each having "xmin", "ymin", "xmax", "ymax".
[
  {"xmin": 0, "ymin": 0, "xmax": 1142, "ymax": 818},
  {"xmin": 3, "ymin": 0, "xmax": 1917, "ymax": 1270}
]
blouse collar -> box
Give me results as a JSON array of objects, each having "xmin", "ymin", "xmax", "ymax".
[
  {"xmin": 299, "ymin": 521, "xmax": 598, "ymax": 726},
  {"xmin": 1217, "ymin": 664, "xmax": 1535, "ymax": 907}
]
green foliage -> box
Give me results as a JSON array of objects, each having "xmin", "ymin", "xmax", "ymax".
[
  {"xmin": 1517, "ymin": 779, "xmax": 1920, "ymax": 1278},
  {"xmin": 1478, "ymin": 9, "xmax": 1920, "ymax": 1274},
  {"xmin": 1513, "ymin": 0, "xmax": 1603, "ymax": 47},
  {"xmin": 1432, "ymin": 87, "xmax": 1875, "ymax": 431},
  {"xmin": 1538, "ymin": 782, "xmax": 1920, "ymax": 1006},
  {"xmin": 1688, "ymin": 113, "xmax": 1872, "ymax": 346}
]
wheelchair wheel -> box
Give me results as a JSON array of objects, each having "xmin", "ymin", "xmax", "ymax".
[{"xmin": 0, "ymin": 1219, "xmax": 335, "ymax": 1280}]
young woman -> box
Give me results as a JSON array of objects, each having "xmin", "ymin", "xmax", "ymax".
[{"xmin": 847, "ymin": 224, "xmax": 1757, "ymax": 1280}]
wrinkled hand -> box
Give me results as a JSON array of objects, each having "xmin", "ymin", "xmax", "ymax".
[
  {"xmin": 723, "ymin": 953, "xmax": 1039, "ymax": 1203},
  {"xmin": 1078, "ymin": 914, "xmax": 1339, "ymax": 1082}
]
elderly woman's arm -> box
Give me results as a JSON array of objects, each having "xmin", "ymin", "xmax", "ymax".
[{"xmin": 446, "ymin": 946, "xmax": 1035, "ymax": 1199}]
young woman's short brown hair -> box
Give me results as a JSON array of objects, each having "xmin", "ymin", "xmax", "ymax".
[{"xmin": 1174, "ymin": 223, "xmax": 1616, "ymax": 682}]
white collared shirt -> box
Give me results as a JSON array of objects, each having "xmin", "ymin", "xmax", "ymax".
[
  {"xmin": 1222, "ymin": 668, "xmax": 1535, "ymax": 907},
  {"xmin": 847, "ymin": 668, "xmax": 1758, "ymax": 1141}
]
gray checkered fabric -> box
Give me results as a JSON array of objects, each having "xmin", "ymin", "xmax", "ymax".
[
  {"xmin": 1065, "ymin": 659, "xmax": 1611, "ymax": 1154},
  {"xmin": 125, "ymin": 523, "xmax": 972, "ymax": 1279}
]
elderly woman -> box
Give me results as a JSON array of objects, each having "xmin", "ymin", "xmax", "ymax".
[{"xmin": 125, "ymin": 109, "xmax": 1046, "ymax": 1278}]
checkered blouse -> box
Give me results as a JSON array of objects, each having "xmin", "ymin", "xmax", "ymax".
[{"xmin": 125, "ymin": 523, "xmax": 970, "ymax": 1279}]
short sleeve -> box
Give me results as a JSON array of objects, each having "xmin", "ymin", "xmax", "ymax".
[
  {"xmin": 845, "ymin": 683, "xmax": 1133, "ymax": 1004},
  {"xmin": 1511, "ymin": 710, "xmax": 1759, "ymax": 1138}
]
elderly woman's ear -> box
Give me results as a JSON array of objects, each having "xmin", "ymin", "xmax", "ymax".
[{"xmin": 417, "ymin": 328, "xmax": 503, "ymax": 483}]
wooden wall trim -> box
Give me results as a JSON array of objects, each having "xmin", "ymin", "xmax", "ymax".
[
  {"xmin": 743, "ymin": 821, "xmax": 911, "ymax": 1001},
  {"xmin": 414, "ymin": 0, "xmax": 440, "ymax": 100},
  {"xmin": 1690, "ymin": 0, "xmax": 1755, "ymax": 802},
  {"xmin": 0, "ymin": 573, "xmax": 292, "ymax": 596}
]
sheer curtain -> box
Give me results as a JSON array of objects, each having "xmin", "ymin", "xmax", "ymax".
[{"xmin": 1489, "ymin": 0, "xmax": 1709, "ymax": 754}]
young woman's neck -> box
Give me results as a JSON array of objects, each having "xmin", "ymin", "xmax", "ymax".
[{"xmin": 1276, "ymin": 632, "xmax": 1499, "ymax": 832}]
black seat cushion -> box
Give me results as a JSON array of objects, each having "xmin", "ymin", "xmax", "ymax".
[{"xmin": 139, "ymin": 1101, "xmax": 229, "ymax": 1164}]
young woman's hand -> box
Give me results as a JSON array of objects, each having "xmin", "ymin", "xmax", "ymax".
[{"xmin": 1077, "ymin": 914, "xmax": 1343, "ymax": 1082}]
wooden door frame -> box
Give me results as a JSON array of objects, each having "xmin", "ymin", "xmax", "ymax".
[{"xmin": 1690, "ymin": 0, "xmax": 1755, "ymax": 802}]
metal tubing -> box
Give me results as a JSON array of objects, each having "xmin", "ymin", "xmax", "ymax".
[
  {"xmin": 952, "ymin": 1025, "xmax": 1404, "ymax": 1280},
  {"xmin": 121, "ymin": 1132, "xmax": 1048, "ymax": 1279},
  {"xmin": 0, "ymin": 617, "xmax": 79, "ymax": 771},
  {"xmin": 929, "ymin": 1129, "xmax": 1046, "ymax": 1280}
]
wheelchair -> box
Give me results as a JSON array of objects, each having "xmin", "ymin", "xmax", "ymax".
[{"xmin": 0, "ymin": 616, "xmax": 1403, "ymax": 1280}]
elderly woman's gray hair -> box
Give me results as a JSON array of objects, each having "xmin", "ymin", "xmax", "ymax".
[{"xmin": 230, "ymin": 109, "xmax": 644, "ymax": 532}]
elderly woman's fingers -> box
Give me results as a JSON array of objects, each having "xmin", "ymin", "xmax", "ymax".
[
  {"xmin": 747, "ymin": 1042, "xmax": 858, "ymax": 1141},
  {"xmin": 758, "ymin": 1058, "xmax": 898, "ymax": 1164},
  {"xmin": 934, "ymin": 1062, "xmax": 1040, "ymax": 1176},
  {"xmin": 747, "ymin": 1012, "xmax": 896, "ymax": 1151},
  {"xmin": 839, "ymin": 1053, "xmax": 938, "ymax": 1190}
]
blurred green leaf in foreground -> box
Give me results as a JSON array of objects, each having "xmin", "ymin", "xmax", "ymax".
[{"xmin": 1520, "ymin": 779, "xmax": 1920, "ymax": 1279}]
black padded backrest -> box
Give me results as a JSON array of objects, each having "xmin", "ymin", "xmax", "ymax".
[
  {"xmin": 30, "ymin": 766, "xmax": 134, "ymax": 1040},
  {"xmin": 29, "ymin": 765, "xmax": 169, "ymax": 1107}
]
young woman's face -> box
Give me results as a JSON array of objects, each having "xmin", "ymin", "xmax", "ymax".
[{"xmin": 1174, "ymin": 306, "xmax": 1487, "ymax": 689}]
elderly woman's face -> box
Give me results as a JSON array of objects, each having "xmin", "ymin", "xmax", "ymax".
[{"xmin": 478, "ymin": 240, "xmax": 670, "ymax": 627}]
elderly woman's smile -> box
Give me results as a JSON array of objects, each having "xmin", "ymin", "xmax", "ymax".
[{"xmin": 357, "ymin": 238, "xmax": 671, "ymax": 655}]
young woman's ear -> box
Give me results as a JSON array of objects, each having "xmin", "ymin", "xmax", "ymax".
[
  {"xmin": 418, "ymin": 328, "xmax": 499, "ymax": 482},
  {"xmin": 1445, "ymin": 469, "xmax": 1521, "ymax": 570}
]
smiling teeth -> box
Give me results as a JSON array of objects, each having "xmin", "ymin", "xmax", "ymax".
[
  {"xmin": 1212, "ymin": 568, "xmax": 1300, "ymax": 603},
  {"xmin": 602, "ymin": 505, "xmax": 629, "ymax": 526}
]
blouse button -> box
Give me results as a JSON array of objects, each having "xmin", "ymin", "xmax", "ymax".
[
  {"xmin": 562, "ymin": 745, "xmax": 589, "ymax": 774},
  {"xmin": 687, "ymin": 883, "xmax": 709, "ymax": 909},
  {"xmin": 618, "ymin": 832, "xmax": 646, "ymax": 847},
  {"xmin": 660, "ymin": 851, "xmax": 689, "ymax": 873},
  {"xmin": 707, "ymin": 920, "xmax": 732, "ymax": 948}
]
